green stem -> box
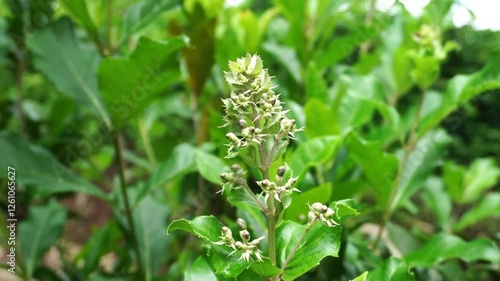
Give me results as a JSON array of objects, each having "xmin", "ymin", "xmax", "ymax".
[
  {"xmin": 372, "ymin": 89, "xmax": 427, "ymax": 250},
  {"xmin": 259, "ymin": 146, "xmax": 277, "ymax": 265},
  {"xmin": 113, "ymin": 132, "xmax": 144, "ymax": 277}
]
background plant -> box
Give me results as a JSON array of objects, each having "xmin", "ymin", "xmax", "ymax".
[{"xmin": 0, "ymin": 0, "xmax": 499, "ymax": 281}]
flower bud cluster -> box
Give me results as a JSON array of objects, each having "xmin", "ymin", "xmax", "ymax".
[
  {"xmin": 411, "ymin": 24, "xmax": 457, "ymax": 61},
  {"xmin": 215, "ymin": 218, "xmax": 265, "ymax": 262},
  {"xmin": 218, "ymin": 164, "xmax": 246, "ymax": 194},
  {"xmin": 222, "ymin": 53, "xmax": 301, "ymax": 157},
  {"xmin": 256, "ymin": 166, "xmax": 299, "ymax": 203},
  {"xmin": 308, "ymin": 202, "xmax": 339, "ymax": 228}
]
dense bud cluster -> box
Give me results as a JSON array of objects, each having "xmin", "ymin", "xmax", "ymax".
[
  {"xmin": 222, "ymin": 53, "xmax": 301, "ymax": 158},
  {"xmin": 215, "ymin": 218, "xmax": 264, "ymax": 262},
  {"xmin": 218, "ymin": 164, "xmax": 246, "ymax": 194},
  {"xmin": 256, "ymin": 166, "xmax": 299, "ymax": 203},
  {"xmin": 308, "ymin": 202, "xmax": 339, "ymax": 228}
]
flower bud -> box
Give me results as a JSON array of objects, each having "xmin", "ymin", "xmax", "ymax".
[
  {"xmin": 277, "ymin": 166, "xmax": 286, "ymax": 177},
  {"xmin": 238, "ymin": 119, "xmax": 248, "ymax": 128},
  {"xmin": 260, "ymin": 179, "xmax": 270, "ymax": 187},
  {"xmin": 325, "ymin": 208, "xmax": 335, "ymax": 218},
  {"xmin": 231, "ymin": 164, "xmax": 242, "ymax": 173},
  {"xmin": 311, "ymin": 202, "xmax": 323, "ymax": 213},
  {"xmin": 226, "ymin": 132, "xmax": 239, "ymax": 142},
  {"xmin": 220, "ymin": 172, "xmax": 229, "ymax": 182},
  {"xmin": 237, "ymin": 73, "xmax": 249, "ymax": 83},
  {"xmin": 240, "ymin": 230, "xmax": 250, "ymax": 242},
  {"xmin": 236, "ymin": 218, "xmax": 247, "ymax": 230},
  {"xmin": 321, "ymin": 205, "xmax": 328, "ymax": 213}
]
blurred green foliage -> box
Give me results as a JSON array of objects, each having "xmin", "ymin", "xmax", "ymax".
[{"xmin": 0, "ymin": 0, "xmax": 499, "ymax": 280}]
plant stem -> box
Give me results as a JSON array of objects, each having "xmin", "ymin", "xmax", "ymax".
[
  {"xmin": 280, "ymin": 222, "xmax": 314, "ymax": 275},
  {"xmin": 113, "ymin": 132, "xmax": 144, "ymax": 277},
  {"xmin": 372, "ymin": 89, "xmax": 427, "ymax": 250}
]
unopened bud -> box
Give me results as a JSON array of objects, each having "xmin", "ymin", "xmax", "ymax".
[
  {"xmin": 220, "ymin": 172, "xmax": 229, "ymax": 182},
  {"xmin": 321, "ymin": 205, "xmax": 328, "ymax": 213},
  {"xmin": 325, "ymin": 208, "xmax": 335, "ymax": 218},
  {"xmin": 236, "ymin": 218, "xmax": 247, "ymax": 230},
  {"xmin": 260, "ymin": 179, "xmax": 270, "ymax": 187},
  {"xmin": 240, "ymin": 230, "xmax": 250, "ymax": 242},
  {"xmin": 311, "ymin": 202, "xmax": 323, "ymax": 213},
  {"xmin": 226, "ymin": 133, "xmax": 239, "ymax": 142},
  {"xmin": 231, "ymin": 164, "xmax": 242, "ymax": 173},
  {"xmin": 277, "ymin": 166, "xmax": 286, "ymax": 177},
  {"xmin": 238, "ymin": 119, "xmax": 248, "ymax": 128}
]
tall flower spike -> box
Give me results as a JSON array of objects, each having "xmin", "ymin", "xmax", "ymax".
[{"xmin": 221, "ymin": 53, "xmax": 302, "ymax": 159}]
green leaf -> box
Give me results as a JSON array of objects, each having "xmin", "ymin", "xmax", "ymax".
[
  {"xmin": 143, "ymin": 143, "xmax": 197, "ymax": 198},
  {"xmin": 422, "ymin": 177, "xmax": 452, "ymax": 231},
  {"xmin": 76, "ymin": 222, "xmax": 120, "ymax": 277},
  {"xmin": 331, "ymin": 199, "xmax": 360, "ymax": 220},
  {"xmin": 59, "ymin": 0, "xmax": 98, "ymax": 42},
  {"xmin": 392, "ymin": 130, "xmax": 450, "ymax": 209},
  {"xmin": 333, "ymin": 75, "xmax": 379, "ymax": 132},
  {"xmin": 98, "ymin": 36, "xmax": 187, "ymax": 127},
  {"xmin": 366, "ymin": 257, "xmax": 416, "ymax": 281},
  {"xmin": 168, "ymin": 217, "xmax": 281, "ymax": 278},
  {"xmin": 19, "ymin": 201, "xmax": 67, "ymax": 278},
  {"xmin": 352, "ymin": 271, "xmax": 369, "ymax": 281},
  {"xmin": 27, "ymin": 18, "xmax": 111, "ymax": 127},
  {"xmin": 120, "ymin": 0, "xmax": 181, "ymax": 44},
  {"xmin": 283, "ymin": 183, "xmax": 332, "ymax": 221},
  {"xmin": 442, "ymin": 161, "xmax": 465, "ymax": 202},
  {"xmin": 392, "ymin": 47, "xmax": 414, "ymax": 94},
  {"xmin": 134, "ymin": 195, "xmax": 171, "ymax": 281},
  {"xmin": 443, "ymin": 158, "xmax": 500, "ymax": 203},
  {"xmin": 386, "ymin": 222, "xmax": 421, "ymax": 256},
  {"xmin": 347, "ymin": 133, "xmax": 398, "ymax": 208},
  {"xmin": 314, "ymin": 25, "xmax": 379, "ymax": 69},
  {"xmin": 0, "ymin": 132, "xmax": 107, "ymax": 199},
  {"xmin": 289, "ymin": 136, "xmax": 341, "ymax": 179},
  {"xmin": 184, "ymin": 0, "xmax": 224, "ymax": 19},
  {"xmin": 304, "ymin": 99, "xmax": 339, "ymax": 138},
  {"xmin": 277, "ymin": 221, "xmax": 341, "ymax": 281},
  {"xmin": 419, "ymin": 56, "xmax": 500, "ymax": 136},
  {"xmin": 195, "ymin": 149, "xmax": 230, "ymax": 185},
  {"xmin": 305, "ymin": 63, "xmax": 328, "ymax": 102},
  {"xmin": 461, "ymin": 158, "xmax": 500, "ymax": 203},
  {"xmin": 185, "ymin": 256, "xmax": 220, "ymax": 281},
  {"xmin": 209, "ymin": 245, "xmax": 281, "ymax": 278},
  {"xmin": 404, "ymin": 233, "xmax": 500, "ymax": 267},
  {"xmin": 263, "ymin": 41, "xmax": 302, "ymax": 83},
  {"xmin": 455, "ymin": 193, "xmax": 500, "ymax": 231},
  {"xmin": 167, "ymin": 215, "xmax": 222, "ymax": 242}
]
